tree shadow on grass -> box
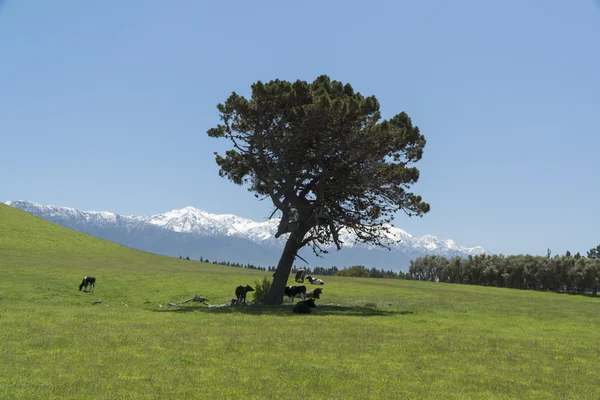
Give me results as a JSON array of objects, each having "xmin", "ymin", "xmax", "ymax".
[{"xmin": 151, "ymin": 303, "xmax": 414, "ymax": 317}]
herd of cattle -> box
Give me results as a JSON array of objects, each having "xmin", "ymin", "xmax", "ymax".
[
  {"xmin": 78, "ymin": 268, "xmax": 325, "ymax": 314},
  {"xmin": 235, "ymin": 268, "xmax": 325, "ymax": 313}
]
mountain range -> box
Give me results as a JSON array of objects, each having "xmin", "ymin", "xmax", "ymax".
[{"xmin": 4, "ymin": 200, "xmax": 487, "ymax": 272}]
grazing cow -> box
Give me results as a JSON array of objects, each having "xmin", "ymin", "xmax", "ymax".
[
  {"xmin": 79, "ymin": 276, "xmax": 96, "ymax": 292},
  {"xmin": 295, "ymin": 269, "xmax": 306, "ymax": 283},
  {"xmin": 235, "ymin": 285, "xmax": 254, "ymax": 304},
  {"xmin": 293, "ymin": 298, "xmax": 316, "ymax": 314},
  {"xmin": 306, "ymin": 276, "xmax": 325, "ymax": 285},
  {"xmin": 284, "ymin": 285, "xmax": 306, "ymax": 303}
]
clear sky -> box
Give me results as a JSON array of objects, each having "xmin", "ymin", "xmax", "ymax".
[{"xmin": 1, "ymin": 0, "xmax": 599, "ymax": 256}]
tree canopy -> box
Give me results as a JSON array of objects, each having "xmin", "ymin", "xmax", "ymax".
[
  {"xmin": 588, "ymin": 245, "xmax": 600, "ymax": 259},
  {"xmin": 208, "ymin": 75, "xmax": 430, "ymax": 304}
]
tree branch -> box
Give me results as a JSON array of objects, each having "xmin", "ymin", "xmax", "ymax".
[
  {"xmin": 167, "ymin": 295, "xmax": 207, "ymax": 308},
  {"xmin": 294, "ymin": 253, "xmax": 309, "ymax": 264}
]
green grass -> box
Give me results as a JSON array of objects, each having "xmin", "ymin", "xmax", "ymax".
[{"xmin": 2, "ymin": 203, "xmax": 600, "ymax": 399}]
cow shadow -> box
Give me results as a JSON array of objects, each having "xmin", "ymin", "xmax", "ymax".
[{"xmin": 152, "ymin": 303, "xmax": 414, "ymax": 317}]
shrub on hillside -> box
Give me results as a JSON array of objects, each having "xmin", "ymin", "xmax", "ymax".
[{"xmin": 252, "ymin": 277, "xmax": 272, "ymax": 304}]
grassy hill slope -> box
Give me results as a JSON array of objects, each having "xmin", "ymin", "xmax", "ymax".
[
  {"xmin": 0, "ymin": 203, "xmax": 262, "ymax": 304},
  {"xmin": 0, "ymin": 202, "xmax": 184, "ymax": 267},
  {"xmin": 1, "ymin": 204, "xmax": 600, "ymax": 399}
]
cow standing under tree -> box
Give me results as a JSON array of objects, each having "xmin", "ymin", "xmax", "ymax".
[
  {"xmin": 284, "ymin": 285, "xmax": 306, "ymax": 303},
  {"xmin": 235, "ymin": 285, "xmax": 254, "ymax": 304}
]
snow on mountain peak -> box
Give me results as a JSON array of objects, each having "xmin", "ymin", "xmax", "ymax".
[{"xmin": 3, "ymin": 201, "xmax": 487, "ymax": 256}]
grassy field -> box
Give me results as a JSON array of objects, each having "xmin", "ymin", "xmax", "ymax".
[{"xmin": 1, "ymin": 203, "xmax": 600, "ymax": 399}]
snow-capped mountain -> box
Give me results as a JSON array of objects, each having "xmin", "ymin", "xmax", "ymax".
[{"xmin": 4, "ymin": 200, "xmax": 487, "ymax": 271}]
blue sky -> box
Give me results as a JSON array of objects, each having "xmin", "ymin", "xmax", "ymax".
[{"xmin": 1, "ymin": 0, "xmax": 599, "ymax": 256}]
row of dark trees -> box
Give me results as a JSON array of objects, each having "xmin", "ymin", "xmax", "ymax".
[
  {"xmin": 296, "ymin": 265, "xmax": 406, "ymax": 279},
  {"xmin": 192, "ymin": 255, "xmax": 408, "ymax": 280},
  {"xmin": 179, "ymin": 256, "xmax": 270, "ymax": 271},
  {"xmin": 191, "ymin": 244, "xmax": 600, "ymax": 290},
  {"xmin": 205, "ymin": 258, "xmax": 270, "ymax": 271},
  {"xmin": 407, "ymin": 247, "xmax": 600, "ymax": 296}
]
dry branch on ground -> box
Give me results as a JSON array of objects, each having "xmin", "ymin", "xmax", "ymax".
[{"xmin": 167, "ymin": 295, "xmax": 207, "ymax": 307}]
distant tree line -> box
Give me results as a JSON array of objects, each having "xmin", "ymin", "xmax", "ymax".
[
  {"xmin": 294, "ymin": 265, "xmax": 406, "ymax": 279},
  {"xmin": 189, "ymin": 255, "xmax": 407, "ymax": 280},
  {"xmin": 407, "ymin": 245, "xmax": 600, "ymax": 296},
  {"xmin": 198, "ymin": 256, "xmax": 269, "ymax": 271},
  {"xmin": 178, "ymin": 255, "xmax": 269, "ymax": 270}
]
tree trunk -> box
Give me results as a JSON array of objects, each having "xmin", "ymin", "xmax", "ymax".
[{"xmin": 263, "ymin": 227, "xmax": 308, "ymax": 305}]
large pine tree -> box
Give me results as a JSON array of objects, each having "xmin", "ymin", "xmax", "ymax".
[{"xmin": 208, "ymin": 75, "xmax": 430, "ymax": 305}]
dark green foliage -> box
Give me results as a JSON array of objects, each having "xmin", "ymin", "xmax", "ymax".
[
  {"xmin": 408, "ymin": 254, "xmax": 600, "ymax": 296},
  {"xmin": 252, "ymin": 277, "xmax": 272, "ymax": 304},
  {"xmin": 208, "ymin": 259, "xmax": 268, "ymax": 271},
  {"xmin": 587, "ymin": 245, "xmax": 600, "ymax": 259},
  {"xmin": 311, "ymin": 266, "xmax": 338, "ymax": 276},
  {"xmin": 337, "ymin": 265, "xmax": 371, "ymax": 277},
  {"xmin": 207, "ymin": 75, "xmax": 430, "ymax": 248},
  {"xmin": 209, "ymin": 259, "xmax": 405, "ymax": 280},
  {"xmin": 207, "ymin": 75, "xmax": 429, "ymax": 304},
  {"xmin": 334, "ymin": 265, "xmax": 404, "ymax": 279}
]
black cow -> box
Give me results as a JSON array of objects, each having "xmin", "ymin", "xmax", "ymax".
[
  {"xmin": 284, "ymin": 285, "xmax": 306, "ymax": 303},
  {"xmin": 293, "ymin": 298, "xmax": 316, "ymax": 314},
  {"xmin": 235, "ymin": 285, "xmax": 254, "ymax": 304},
  {"xmin": 295, "ymin": 269, "xmax": 306, "ymax": 283},
  {"xmin": 79, "ymin": 276, "xmax": 96, "ymax": 292}
]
